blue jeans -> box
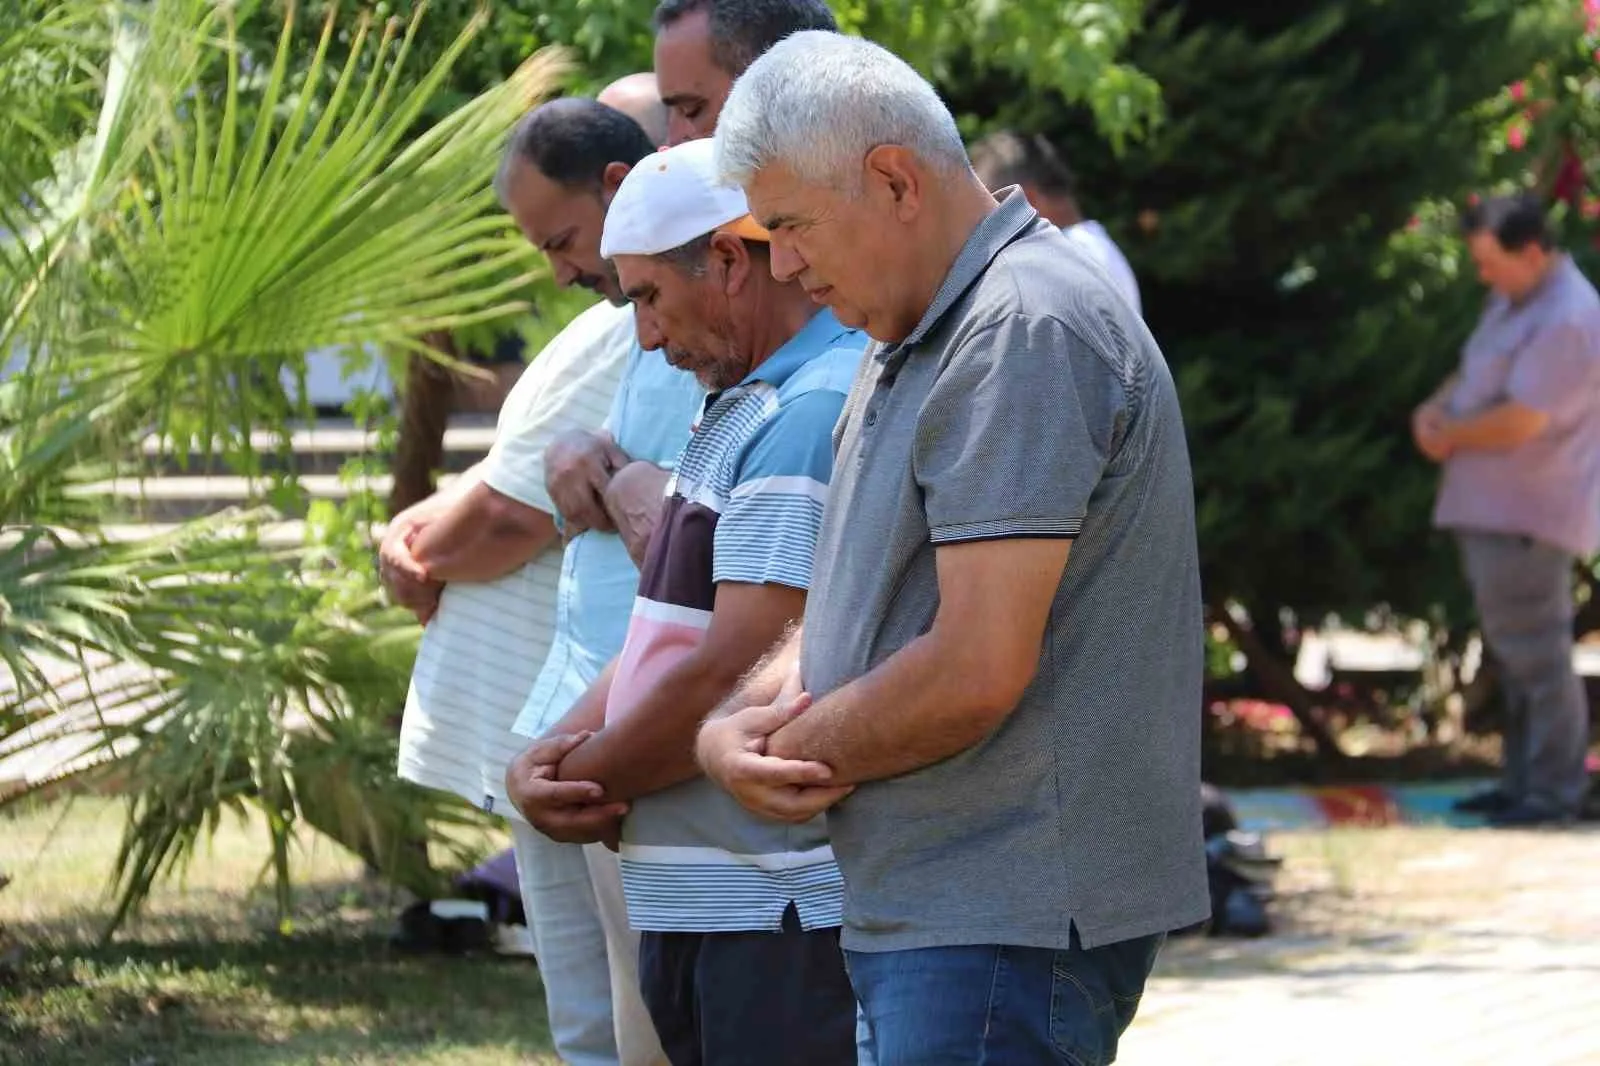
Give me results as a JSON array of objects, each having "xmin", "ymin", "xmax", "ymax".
[{"xmin": 848, "ymin": 933, "xmax": 1164, "ymax": 1066}]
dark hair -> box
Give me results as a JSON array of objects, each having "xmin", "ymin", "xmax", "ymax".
[
  {"xmin": 495, "ymin": 98, "xmax": 656, "ymax": 202},
  {"xmin": 653, "ymin": 0, "xmax": 838, "ymax": 76},
  {"xmin": 1460, "ymin": 192, "xmax": 1553, "ymax": 252},
  {"xmin": 969, "ymin": 130, "xmax": 1077, "ymax": 199}
]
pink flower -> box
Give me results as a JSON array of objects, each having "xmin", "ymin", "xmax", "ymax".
[
  {"xmin": 1508, "ymin": 124, "xmax": 1527, "ymax": 150},
  {"xmin": 1510, "ymin": 81, "xmax": 1527, "ymax": 102},
  {"xmin": 1583, "ymin": 197, "xmax": 1600, "ymax": 220},
  {"xmin": 1407, "ymin": 215, "xmax": 1421, "ymax": 231}
]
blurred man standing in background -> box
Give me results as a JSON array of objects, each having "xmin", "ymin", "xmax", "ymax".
[{"xmin": 1415, "ymin": 192, "xmax": 1600, "ymax": 828}]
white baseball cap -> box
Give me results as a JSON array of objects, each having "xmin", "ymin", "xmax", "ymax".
[{"xmin": 600, "ymin": 138, "xmax": 769, "ymax": 259}]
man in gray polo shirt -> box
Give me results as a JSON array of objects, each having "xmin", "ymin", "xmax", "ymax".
[
  {"xmin": 697, "ymin": 31, "xmax": 1208, "ymax": 1065},
  {"xmin": 1414, "ymin": 193, "xmax": 1600, "ymax": 827}
]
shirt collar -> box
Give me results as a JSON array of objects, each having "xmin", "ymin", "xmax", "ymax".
[
  {"xmin": 879, "ymin": 187, "xmax": 1041, "ymax": 359},
  {"xmin": 740, "ymin": 307, "xmax": 852, "ymax": 388}
]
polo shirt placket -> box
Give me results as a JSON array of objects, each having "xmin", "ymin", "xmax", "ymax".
[{"xmin": 803, "ymin": 189, "xmax": 1211, "ymax": 954}]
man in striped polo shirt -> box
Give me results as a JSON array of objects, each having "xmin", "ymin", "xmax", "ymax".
[{"xmin": 507, "ymin": 138, "xmax": 867, "ymax": 1065}]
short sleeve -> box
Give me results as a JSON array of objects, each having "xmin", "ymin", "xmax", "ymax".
[
  {"xmin": 712, "ymin": 389, "xmax": 845, "ymax": 589},
  {"xmin": 913, "ymin": 314, "xmax": 1119, "ymax": 544},
  {"xmin": 478, "ymin": 307, "xmax": 631, "ymax": 512},
  {"xmin": 1508, "ymin": 320, "xmax": 1600, "ymax": 422}
]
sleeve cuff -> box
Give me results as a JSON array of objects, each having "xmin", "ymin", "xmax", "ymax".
[{"xmin": 929, "ymin": 516, "xmax": 1083, "ymax": 545}]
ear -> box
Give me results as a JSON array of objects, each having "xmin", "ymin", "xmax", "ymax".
[
  {"xmin": 601, "ymin": 161, "xmax": 632, "ymax": 200},
  {"xmin": 709, "ymin": 232, "xmax": 753, "ymax": 297},
  {"xmin": 863, "ymin": 145, "xmax": 923, "ymax": 223}
]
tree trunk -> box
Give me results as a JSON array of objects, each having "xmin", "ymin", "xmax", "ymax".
[
  {"xmin": 387, "ymin": 333, "xmax": 457, "ymax": 519},
  {"xmin": 1212, "ymin": 601, "xmax": 1346, "ymax": 763}
]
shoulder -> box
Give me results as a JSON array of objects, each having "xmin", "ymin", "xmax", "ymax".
[{"xmin": 780, "ymin": 337, "xmax": 869, "ymax": 400}]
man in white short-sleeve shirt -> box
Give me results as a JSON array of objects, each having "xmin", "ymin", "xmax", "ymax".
[
  {"xmin": 970, "ymin": 128, "xmax": 1142, "ymax": 316},
  {"xmin": 382, "ymin": 87, "xmax": 690, "ymax": 1066}
]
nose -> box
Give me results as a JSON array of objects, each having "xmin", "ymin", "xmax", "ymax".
[
  {"xmin": 634, "ymin": 308, "xmax": 665, "ymax": 351},
  {"xmin": 552, "ymin": 257, "xmax": 580, "ymax": 289},
  {"xmin": 665, "ymin": 112, "xmax": 693, "ymax": 148},
  {"xmin": 768, "ymin": 236, "xmax": 805, "ymax": 284}
]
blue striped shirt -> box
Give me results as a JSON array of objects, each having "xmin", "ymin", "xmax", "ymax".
[{"xmin": 606, "ymin": 308, "xmax": 866, "ymax": 933}]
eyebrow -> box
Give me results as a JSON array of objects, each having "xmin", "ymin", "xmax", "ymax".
[{"xmin": 758, "ymin": 213, "xmax": 799, "ymax": 231}]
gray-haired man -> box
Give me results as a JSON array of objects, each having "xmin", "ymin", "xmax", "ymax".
[{"xmin": 697, "ymin": 31, "xmax": 1208, "ymax": 1066}]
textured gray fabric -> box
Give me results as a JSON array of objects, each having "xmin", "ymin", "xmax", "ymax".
[
  {"xmin": 1457, "ymin": 530, "xmax": 1590, "ymax": 815},
  {"xmin": 801, "ymin": 189, "xmax": 1210, "ymax": 953}
]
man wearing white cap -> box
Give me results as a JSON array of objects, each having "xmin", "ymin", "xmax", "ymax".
[{"xmin": 507, "ymin": 137, "xmax": 867, "ymax": 1065}]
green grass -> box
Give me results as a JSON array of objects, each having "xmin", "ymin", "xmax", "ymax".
[{"xmin": 0, "ymin": 798, "xmax": 558, "ymax": 1065}]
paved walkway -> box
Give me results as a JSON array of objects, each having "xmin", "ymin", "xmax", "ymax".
[{"xmin": 1121, "ymin": 827, "xmax": 1600, "ymax": 1065}]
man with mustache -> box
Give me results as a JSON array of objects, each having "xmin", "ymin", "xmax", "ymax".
[
  {"xmin": 387, "ymin": 88, "xmax": 701, "ymax": 1066},
  {"xmin": 508, "ymin": 138, "xmax": 867, "ymax": 1065}
]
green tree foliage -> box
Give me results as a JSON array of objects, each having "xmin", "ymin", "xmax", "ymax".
[
  {"xmin": 0, "ymin": 0, "xmax": 567, "ymax": 932},
  {"xmin": 955, "ymin": 1, "xmax": 1567, "ymax": 633}
]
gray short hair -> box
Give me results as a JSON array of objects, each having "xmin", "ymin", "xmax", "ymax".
[
  {"xmin": 651, "ymin": 232, "xmax": 768, "ymax": 277},
  {"xmin": 656, "ymin": 233, "xmax": 715, "ymax": 277},
  {"xmin": 714, "ymin": 31, "xmax": 969, "ymax": 190}
]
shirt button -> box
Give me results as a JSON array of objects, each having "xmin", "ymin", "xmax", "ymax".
[{"xmin": 865, "ymin": 410, "xmax": 878, "ymax": 426}]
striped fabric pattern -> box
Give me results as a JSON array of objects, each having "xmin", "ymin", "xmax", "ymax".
[
  {"xmin": 606, "ymin": 309, "xmax": 868, "ymax": 934},
  {"xmin": 397, "ymin": 301, "xmax": 634, "ymax": 818}
]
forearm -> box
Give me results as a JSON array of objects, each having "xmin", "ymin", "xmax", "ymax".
[
  {"xmin": 767, "ymin": 631, "xmax": 1012, "ymax": 786},
  {"xmin": 411, "ymin": 484, "xmax": 560, "ymax": 583},
  {"xmin": 545, "ymin": 660, "xmax": 618, "ymax": 739},
  {"xmin": 706, "ymin": 624, "xmax": 803, "ymax": 722},
  {"xmin": 558, "ymin": 652, "xmax": 748, "ymax": 801},
  {"xmin": 1442, "ymin": 402, "xmax": 1545, "ymax": 451}
]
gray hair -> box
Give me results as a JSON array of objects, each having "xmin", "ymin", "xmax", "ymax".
[
  {"xmin": 652, "ymin": 232, "xmax": 768, "ymax": 277},
  {"xmin": 714, "ymin": 31, "xmax": 969, "ymax": 190},
  {"xmin": 656, "ymin": 233, "xmax": 715, "ymax": 277}
]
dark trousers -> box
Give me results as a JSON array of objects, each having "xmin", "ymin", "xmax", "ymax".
[
  {"xmin": 848, "ymin": 932, "xmax": 1165, "ymax": 1066},
  {"xmin": 1458, "ymin": 531, "xmax": 1591, "ymax": 815},
  {"xmin": 637, "ymin": 904, "xmax": 858, "ymax": 1066}
]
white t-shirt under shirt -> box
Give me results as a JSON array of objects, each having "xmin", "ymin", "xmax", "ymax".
[
  {"xmin": 397, "ymin": 300, "xmax": 636, "ymax": 817},
  {"xmin": 1063, "ymin": 219, "xmax": 1141, "ymax": 316}
]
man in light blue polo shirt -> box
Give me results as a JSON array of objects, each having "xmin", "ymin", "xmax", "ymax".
[{"xmin": 494, "ymin": 99, "xmax": 703, "ymax": 1066}]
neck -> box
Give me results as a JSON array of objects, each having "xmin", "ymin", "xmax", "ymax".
[
  {"xmin": 1510, "ymin": 253, "xmax": 1560, "ymax": 303},
  {"xmin": 741, "ymin": 277, "xmax": 824, "ymax": 371},
  {"xmin": 902, "ymin": 174, "xmax": 1002, "ymax": 329}
]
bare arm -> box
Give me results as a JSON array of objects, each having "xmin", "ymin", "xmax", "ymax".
[
  {"xmin": 766, "ymin": 538, "xmax": 1071, "ymax": 785},
  {"xmin": 377, "ymin": 463, "xmax": 488, "ymax": 620},
  {"xmin": 707, "ymin": 624, "xmax": 803, "ymax": 723},
  {"xmin": 557, "ymin": 582, "xmax": 808, "ymax": 801},
  {"xmin": 409, "ymin": 481, "xmax": 559, "ymax": 584},
  {"xmin": 601, "ymin": 460, "xmax": 672, "ymax": 567},
  {"xmin": 545, "ymin": 659, "xmax": 619, "ymax": 740},
  {"xmin": 1438, "ymin": 401, "xmax": 1550, "ymax": 453}
]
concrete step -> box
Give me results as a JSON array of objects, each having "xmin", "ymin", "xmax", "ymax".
[
  {"xmin": 69, "ymin": 473, "xmax": 463, "ymax": 522},
  {"xmin": 0, "ymin": 519, "xmax": 387, "ymax": 553},
  {"xmin": 138, "ymin": 416, "xmax": 497, "ymax": 477}
]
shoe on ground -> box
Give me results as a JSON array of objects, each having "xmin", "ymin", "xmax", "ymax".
[
  {"xmin": 1485, "ymin": 802, "xmax": 1575, "ymax": 829},
  {"xmin": 492, "ymin": 922, "xmax": 537, "ymax": 957},
  {"xmin": 1452, "ymin": 787, "xmax": 1514, "ymax": 814}
]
